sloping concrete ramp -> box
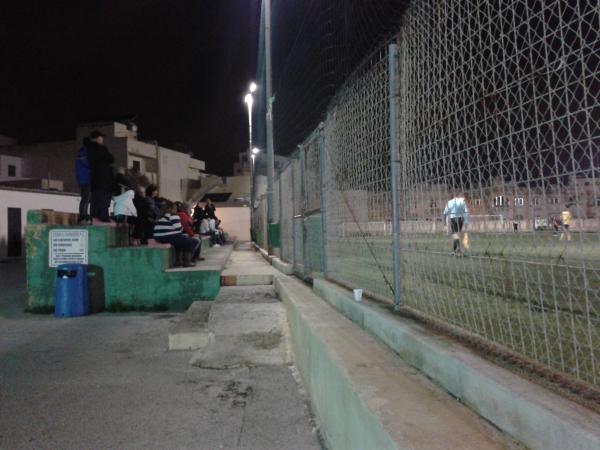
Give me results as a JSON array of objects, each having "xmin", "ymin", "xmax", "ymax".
[
  {"xmin": 189, "ymin": 285, "xmax": 291, "ymax": 368},
  {"xmin": 176, "ymin": 247, "xmax": 522, "ymax": 449},
  {"xmin": 168, "ymin": 301, "xmax": 211, "ymax": 350},
  {"xmin": 220, "ymin": 245, "xmax": 279, "ymax": 286}
]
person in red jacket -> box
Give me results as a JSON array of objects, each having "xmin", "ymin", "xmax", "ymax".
[{"xmin": 176, "ymin": 202, "xmax": 204, "ymax": 262}]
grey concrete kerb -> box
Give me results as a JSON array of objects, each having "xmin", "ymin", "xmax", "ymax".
[
  {"xmin": 274, "ymin": 275, "xmax": 514, "ymax": 450},
  {"xmin": 272, "ymin": 257, "xmax": 294, "ymax": 275},
  {"xmin": 252, "ymin": 243, "xmax": 273, "ymax": 264},
  {"xmin": 313, "ymin": 277, "xmax": 600, "ymax": 450}
]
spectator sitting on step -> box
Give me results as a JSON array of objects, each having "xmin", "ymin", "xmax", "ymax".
[
  {"xmin": 200, "ymin": 216, "xmax": 225, "ymax": 247},
  {"xmin": 175, "ymin": 202, "xmax": 205, "ymax": 262},
  {"xmin": 153, "ymin": 200, "xmax": 197, "ymax": 268},
  {"xmin": 204, "ymin": 198, "xmax": 217, "ymax": 221},
  {"xmin": 192, "ymin": 202, "xmax": 205, "ymax": 233},
  {"xmin": 142, "ymin": 185, "xmax": 161, "ymax": 244},
  {"xmin": 145, "ymin": 185, "xmax": 161, "ymax": 215},
  {"xmin": 204, "ymin": 198, "xmax": 222, "ymax": 228}
]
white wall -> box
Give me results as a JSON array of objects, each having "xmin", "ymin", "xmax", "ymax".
[
  {"xmin": 158, "ymin": 147, "xmax": 190, "ymax": 201},
  {"xmin": 0, "ymin": 188, "xmax": 79, "ymax": 258},
  {"xmin": 157, "ymin": 148, "xmax": 204, "ymax": 202},
  {"xmin": 216, "ymin": 205, "xmax": 251, "ymax": 241}
]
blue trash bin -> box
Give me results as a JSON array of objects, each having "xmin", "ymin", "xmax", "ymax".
[{"xmin": 54, "ymin": 264, "xmax": 90, "ymax": 318}]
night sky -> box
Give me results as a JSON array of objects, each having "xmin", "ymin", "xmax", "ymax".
[{"xmin": 0, "ymin": 1, "xmax": 262, "ymax": 175}]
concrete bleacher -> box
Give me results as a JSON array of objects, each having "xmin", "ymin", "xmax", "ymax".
[{"xmin": 25, "ymin": 210, "xmax": 232, "ymax": 312}]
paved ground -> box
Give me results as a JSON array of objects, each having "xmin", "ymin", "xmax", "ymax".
[
  {"xmin": 0, "ymin": 261, "xmax": 322, "ymax": 450},
  {"xmin": 190, "ymin": 285, "xmax": 291, "ymax": 369}
]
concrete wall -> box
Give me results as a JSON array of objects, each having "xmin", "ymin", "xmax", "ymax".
[
  {"xmin": 0, "ymin": 137, "xmax": 130, "ymax": 193},
  {"xmin": 0, "ymin": 188, "xmax": 79, "ymax": 259},
  {"xmin": 158, "ymin": 147, "xmax": 190, "ymax": 201},
  {"xmin": 1, "ymin": 123, "xmax": 206, "ymax": 202},
  {"xmin": 0, "ymin": 155, "xmax": 25, "ymax": 181},
  {"xmin": 216, "ymin": 206, "xmax": 250, "ymax": 241},
  {"xmin": 208, "ymin": 175, "xmax": 251, "ymax": 202},
  {"xmin": 0, "ymin": 141, "xmax": 79, "ymax": 192},
  {"xmin": 157, "ymin": 147, "xmax": 205, "ymax": 202}
]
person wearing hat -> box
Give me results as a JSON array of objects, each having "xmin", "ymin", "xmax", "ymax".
[{"xmin": 87, "ymin": 130, "xmax": 115, "ymax": 222}]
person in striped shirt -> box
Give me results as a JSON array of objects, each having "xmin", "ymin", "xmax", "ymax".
[{"xmin": 153, "ymin": 199, "xmax": 197, "ymax": 267}]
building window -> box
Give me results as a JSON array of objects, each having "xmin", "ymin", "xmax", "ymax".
[
  {"xmin": 493, "ymin": 196, "xmax": 505, "ymax": 207},
  {"xmin": 132, "ymin": 160, "xmax": 141, "ymax": 173},
  {"xmin": 532, "ymin": 198, "xmax": 539, "ymax": 205},
  {"xmin": 8, "ymin": 165, "xmax": 16, "ymax": 177},
  {"xmin": 549, "ymin": 198, "xmax": 559, "ymax": 205},
  {"xmin": 514, "ymin": 197, "xmax": 524, "ymax": 206},
  {"xmin": 473, "ymin": 199, "xmax": 482, "ymax": 207},
  {"xmin": 596, "ymin": 199, "xmax": 600, "ymax": 207}
]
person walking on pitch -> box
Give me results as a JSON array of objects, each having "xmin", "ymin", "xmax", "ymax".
[{"xmin": 443, "ymin": 193, "xmax": 469, "ymax": 255}]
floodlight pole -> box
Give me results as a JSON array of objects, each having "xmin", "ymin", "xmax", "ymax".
[
  {"xmin": 265, "ymin": 0, "xmax": 276, "ymax": 247},
  {"xmin": 246, "ymin": 96, "xmax": 253, "ymax": 183},
  {"xmin": 245, "ymin": 94, "xmax": 254, "ymax": 238}
]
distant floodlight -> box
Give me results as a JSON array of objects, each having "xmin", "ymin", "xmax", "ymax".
[
  {"xmin": 252, "ymin": 147, "xmax": 261, "ymax": 155},
  {"xmin": 249, "ymin": 82, "xmax": 258, "ymax": 93},
  {"xmin": 244, "ymin": 93, "xmax": 253, "ymax": 106}
]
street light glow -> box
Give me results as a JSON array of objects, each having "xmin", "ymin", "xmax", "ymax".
[
  {"xmin": 252, "ymin": 147, "xmax": 261, "ymax": 155},
  {"xmin": 249, "ymin": 82, "xmax": 258, "ymax": 93},
  {"xmin": 244, "ymin": 93, "xmax": 253, "ymax": 106}
]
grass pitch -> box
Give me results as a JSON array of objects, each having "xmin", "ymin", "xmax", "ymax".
[{"xmin": 326, "ymin": 231, "xmax": 600, "ymax": 386}]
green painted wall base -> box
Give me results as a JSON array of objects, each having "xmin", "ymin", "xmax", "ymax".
[
  {"xmin": 26, "ymin": 217, "xmax": 220, "ymax": 312},
  {"xmin": 274, "ymin": 276, "xmax": 398, "ymax": 450},
  {"xmin": 305, "ymin": 213, "xmax": 324, "ymax": 275},
  {"xmin": 268, "ymin": 222, "xmax": 280, "ymax": 251}
]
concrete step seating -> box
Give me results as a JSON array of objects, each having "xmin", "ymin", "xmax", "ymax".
[
  {"xmin": 26, "ymin": 210, "xmax": 234, "ymax": 311},
  {"xmin": 165, "ymin": 243, "xmax": 234, "ymax": 273}
]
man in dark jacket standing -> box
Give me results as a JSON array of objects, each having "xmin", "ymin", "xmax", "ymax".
[
  {"xmin": 75, "ymin": 137, "xmax": 91, "ymax": 223},
  {"xmin": 87, "ymin": 130, "xmax": 115, "ymax": 222}
]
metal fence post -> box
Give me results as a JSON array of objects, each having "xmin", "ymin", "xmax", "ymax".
[
  {"xmin": 389, "ymin": 43, "xmax": 402, "ymax": 310},
  {"xmin": 291, "ymin": 157, "xmax": 297, "ymax": 268},
  {"xmin": 318, "ymin": 122, "xmax": 329, "ymax": 277},
  {"xmin": 299, "ymin": 147, "xmax": 309, "ymax": 278},
  {"xmin": 278, "ymin": 168, "xmax": 283, "ymax": 257}
]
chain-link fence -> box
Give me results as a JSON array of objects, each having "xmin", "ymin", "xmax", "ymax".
[
  {"xmin": 279, "ymin": 162, "xmax": 294, "ymax": 262},
  {"xmin": 253, "ymin": 0, "xmax": 600, "ymax": 389},
  {"xmin": 322, "ymin": 46, "xmax": 395, "ymax": 299}
]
